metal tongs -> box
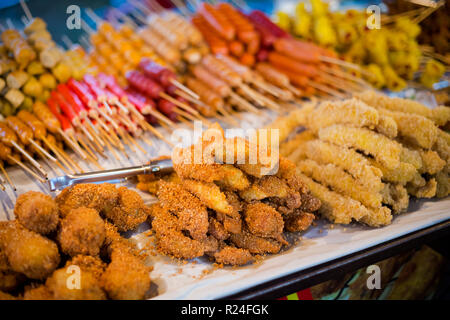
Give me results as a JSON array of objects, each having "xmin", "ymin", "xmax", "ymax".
[{"xmin": 48, "ymin": 158, "xmax": 173, "ymax": 191}]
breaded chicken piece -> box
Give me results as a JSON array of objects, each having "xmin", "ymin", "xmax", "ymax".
[
  {"xmin": 0, "ymin": 290, "xmax": 16, "ymax": 300},
  {"xmin": 418, "ymin": 150, "xmax": 446, "ymax": 175},
  {"xmin": 14, "ymin": 191, "xmax": 59, "ymax": 235},
  {"xmin": 2, "ymin": 222, "xmax": 60, "ymax": 279},
  {"xmin": 182, "ymin": 179, "xmax": 234, "ymax": 215},
  {"xmin": 102, "ymin": 222, "xmax": 137, "ymax": 258},
  {"xmin": 407, "ymin": 178, "xmax": 437, "ymax": 199},
  {"xmin": 368, "ymin": 159, "xmax": 417, "ymax": 185},
  {"xmin": 400, "ymin": 146, "xmax": 422, "ymax": 170},
  {"xmin": 381, "ymin": 183, "xmax": 410, "ymax": 213},
  {"xmin": 285, "ymin": 211, "xmax": 316, "ymax": 232},
  {"xmin": 208, "ymin": 217, "xmax": 229, "ymax": 241},
  {"xmin": 46, "ymin": 267, "xmax": 106, "ymax": 300},
  {"xmin": 435, "ymin": 169, "xmax": 449, "ymax": 198},
  {"xmin": 101, "ymin": 250, "xmax": 151, "ymax": 300},
  {"xmin": 201, "ymin": 236, "xmax": 219, "ymax": 255},
  {"xmin": 306, "ymin": 98, "xmax": 379, "ymax": 133},
  {"xmin": 375, "ymin": 114, "xmax": 398, "ymax": 139},
  {"xmin": 65, "ymin": 255, "xmax": 106, "ymax": 281},
  {"xmin": 58, "ymin": 207, "xmax": 105, "ymax": 257},
  {"xmin": 239, "ymin": 176, "xmax": 292, "ymax": 202},
  {"xmin": 297, "ymin": 159, "xmax": 383, "ymax": 209},
  {"xmin": 104, "ymin": 187, "xmax": 149, "ymax": 232},
  {"xmin": 213, "ymin": 246, "xmax": 253, "ymax": 266},
  {"xmin": 0, "ymin": 246, "xmax": 24, "ymax": 292},
  {"xmin": 319, "ymin": 125, "xmax": 402, "ymax": 170},
  {"xmin": 56, "ymin": 183, "xmax": 119, "ymax": 217},
  {"xmin": 230, "ymin": 232, "xmax": 282, "ymax": 254},
  {"xmin": 280, "ymin": 130, "xmax": 316, "ymax": 157},
  {"xmin": 298, "ymin": 173, "xmax": 392, "ymax": 227},
  {"xmin": 23, "ymin": 284, "xmax": 53, "ymax": 300},
  {"xmin": 151, "ymin": 204, "xmax": 204, "ymax": 259},
  {"xmin": 157, "ymin": 181, "xmax": 208, "ymax": 240},
  {"xmin": 244, "ymin": 202, "xmax": 284, "ymax": 238},
  {"xmin": 300, "ymin": 140, "xmax": 384, "ymax": 191},
  {"xmin": 298, "ymin": 192, "xmax": 322, "ymax": 212},
  {"xmin": 214, "ymin": 165, "xmax": 250, "ymax": 191},
  {"xmin": 276, "ymin": 157, "xmax": 309, "ymax": 193}
]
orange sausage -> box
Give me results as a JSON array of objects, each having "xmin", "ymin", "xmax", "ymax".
[
  {"xmin": 191, "ymin": 65, "xmax": 231, "ymax": 97},
  {"xmin": 17, "ymin": 110, "xmax": 47, "ymax": 140},
  {"xmin": 32, "ymin": 101, "xmax": 61, "ymax": 134},
  {"xmin": 268, "ymin": 52, "xmax": 318, "ymax": 77},
  {"xmin": 5, "ymin": 116, "xmax": 33, "ymax": 145},
  {"xmin": 228, "ymin": 41, "xmax": 244, "ymax": 57},
  {"xmin": 201, "ymin": 55, "xmax": 242, "ymax": 87},
  {"xmin": 273, "ymin": 38, "xmax": 321, "ymax": 64},
  {"xmin": 199, "ymin": 3, "xmax": 235, "ymax": 41},
  {"xmin": 186, "ymin": 77, "xmax": 222, "ymax": 117},
  {"xmin": 239, "ymin": 53, "xmax": 255, "ymax": 67},
  {"xmin": 192, "ymin": 15, "xmax": 229, "ymax": 55}
]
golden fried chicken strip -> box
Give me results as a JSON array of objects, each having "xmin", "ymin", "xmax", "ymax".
[
  {"xmin": 46, "ymin": 267, "xmax": 106, "ymax": 300},
  {"xmin": 298, "ymin": 140, "xmax": 384, "ymax": 191},
  {"xmin": 407, "ymin": 178, "xmax": 437, "ymax": 199},
  {"xmin": 14, "ymin": 191, "xmax": 59, "ymax": 235},
  {"xmin": 264, "ymin": 104, "xmax": 314, "ymax": 141},
  {"xmin": 297, "ymin": 159, "xmax": 383, "ymax": 209},
  {"xmin": 2, "ymin": 222, "xmax": 60, "ymax": 279},
  {"xmin": 157, "ymin": 181, "xmax": 208, "ymax": 240},
  {"xmin": 213, "ymin": 246, "xmax": 253, "ymax": 266},
  {"xmin": 418, "ymin": 150, "xmax": 446, "ymax": 175},
  {"xmin": 367, "ymin": 158, "xmax": 417, "ymax": 185},
  {"xmin": 375, "ymin": 114, "xmax": 398, "ymax": 139},
  {"xmin": 214, "ymin": 165, "xmax": 250, "ymax": 191},
  {"xmin": 400, "ymin": 146, "xmax": 422, "ymax": 170},
  {"xmin": 244, "ymin": 202, "xmax": 284, "ymax": 238},
  {"xmin": 182, "ymin": 179, "xmax": 234, "ymax": 215},
  {"xmin": 0, "ymin": 247, "xmax": 24, "ymax": 292},
  {"xmin": 0, "ymin": 291, "xmax": 16, "ymax": 300},
  {"xmin": 381, "ymin": 183, "xmax": 409, "ymax": 213},
  {"xmin": 208, "ymin": 217, "xmax": 229, "ymax": 241},
  {"xmin": 239, "ymin": 176, "xmax": 292, "ymax": 202},
  {"xmin": 378, "ymin": 108, "xmax": 438, "ymax": 149},
  {"xmin": 56, "ymin": 183, "xmax": 119, "ymax": 218},
  {"xmin": 101, "ymin": 249, "xmax": 151, "ymax": 300},
  {"xmin": 435, "ymin": 169, "xmax": 449, "ymax": 198},
  {"xmin": 280, "ymin": 130, "xmax": 316, "ymax": 157},
  {"xmin": 104, "ymin": 187, "xmax": 149, "ymax": 232},
  {"xmin": 307, "ymin": 98, "xmax": 379, "ymax": 132},
  {"xmin": 319, "ymin": 124, "xmax": 402, "ymax": 170},
  {"xmin": 298, "ymin": 172, "xmax": 392, "ymax": 226},
  {"xmin": 230, "ymin": 232, "xmax": 282, "ymax": 254}
]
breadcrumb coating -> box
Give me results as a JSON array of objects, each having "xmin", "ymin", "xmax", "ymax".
[
  {"xmin": 244, "ymin": 202, "xmax": 284, "ymax": 238},
  {"xmin": 407, "ymin": 178, "xmax": 437, "ymax": 199},
  {"xmin": 381, "ymin": 183, "xmax": 410, "ymax": 213},
  {"xmin": 375, "ymin": 114, "xmax": 398, "ymax": 138},
  {"xmin": 297, "ymin": 159, "xmax": 383, "ymax": 209},
  {"xmin": 280, "ymin": 130, "xmax": 316, "ymax": 157},
  {"xmin": 319, "ymin": 124, "xmax": 402, "ymax": 170},
  {"xmin": 65, "ymin": 255, "xmax": 106, "ymax": 281},
  {"xmin": 285, "ymin": 211, "xmax": 315, "ymax": 232},
  {"xmin": 58, "ymin": 207, "xmax": 105, "ymax": 257},
  {"xmin": 14, "ymin": 191, "xmax": 59, "ymax": 235},
  {"xmin": 213, "ymin": 246, "xmax": 253, "ymax": 266},
  {"xmin": 230, "ymin": 232, "xmax": 282, "ymax": 254},
  {"xmin": 23, "ymin": 284, "xmax": 53, "ymax": 300}
]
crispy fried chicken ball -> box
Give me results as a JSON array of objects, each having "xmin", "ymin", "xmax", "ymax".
[
  {"xmin": 58, "ymin": 207, "xmax": 106, "ymax": 257},
  {"xmin": 14, "ymin": 191, "xmax": 59, "ymax": 235}
]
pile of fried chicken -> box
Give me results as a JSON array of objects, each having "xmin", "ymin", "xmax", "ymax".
[
  {"xmin": 0, "ymin": 184, "xmax": 152, "ymax": 300},
  {"xmin": 274, "ymin": 90, "xmax": 449, "ymax": 227},
  {"xmin": 147, "ymin": 124, "xmax": 321, "ymax": 266}
]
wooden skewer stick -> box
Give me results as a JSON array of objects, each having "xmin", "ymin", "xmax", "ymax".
[
  {"xmin": 251, "ymin": 79, "xmax": 280, "ymax": 98},
  {"xmin": 229, "ymin": 92, "xmax": 260, "ymax": 114},
  {"xmin": 76, "ymin": 135, "xmax": 104, "ymax": 170},
  {"xmin": 120, "ymin": 130, "xmax": 136, "ymax": 153},
  {"xmin": 28, "ymin": 139, "xmax": 57, "ymax": 163},
  {"xmin": 170, "ymin": 79, "xmax": 200, "ymax": 100},
  {"xmin": 319, "ymin": 56, "xmax": 372, "ymax": 77},
  {"xmin": 84, "ymin": 125, "xmax": 106, "ymax": 153},
  {"xmin": 77, "ymin": 133, "xmax": 99, "ymax": 162},
  {"xmin": 307, "ymin": 80, "xmax": 346, "ymax": 99},
  {"xmin": 58, "ymin": 129, "xmax": 88, "ymax": 160},
  {"xmin": 97, "ymin": 126, "xmax": 121, "ymax": 162},
  {"xmin": 7, "ymin": 155, "xmax": 46, "ymax": 183},
  {"xmin": 321, "ymin": 65, "xmax": 370, "ymax": 88},
  {"xmin": 41, "ymin": 136, "xmax": 76, "ymax": 173},
  {"xmin": 160, "ymin": 92, "xmax": 199, "ymax": 116},
  {"xmin": 10, "ymin": 141, "xmax": 47, "ymax": 178},
  {"xmin": 128, "ymin": 132, "xmax": 148, "ymax": 154},
  {"xmin": 0, "ymin": 162, "xmax": 16, "ymax": 191}
]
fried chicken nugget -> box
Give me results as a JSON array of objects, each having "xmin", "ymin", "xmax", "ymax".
[
  {"xmin": 2, "ymin": 222, "xmax": 60, "ymax": 279},
  {"xmin": 299, "ymin": 140, "xmax": 384, "ymax": 191},
  {"xmin": 103, "ymin": 187, "xmax": 150, "ymax": 232},
  {"xmin": 244, "ymin": 202, "xmax": 284, "ymax": 238},
  {"xmin": 56, "ymin": 183, "xmax": 119, "ymax": 217},
  {"xmin": 407, "ymin": 178, "xmax": 437, "ymax": 198},
  {"xmin": 101, "ymin": 249, "xmax": 151, "ymax": 300},
  {"xmin": 151, "ymin": 204, "xmax": 205, "ymax": 259},
  {"xmin": 0, "ymin": 246, "xmax": 24, "ymax": 292},
  {"xmin": 65, "ymin": 255, "xmax": 106, "ymax": 281},
  {"xmin": 435, "ymin": 168, "xmax": 449, "ymax": 198},
  {"xmin": 157, "ymin": 181, "xmax": 208, "ymax": 240},
  {"xmin": 0, "ymin": 290, "xmax": 16, "ymax": 300},
  {"xmin": 375, "ymin": 114, "xmax": 398, "ymax": 139},
  {"xmin": 208, "ymin": 217, "xmax": 229, "ymax": 241},
  {"xmin": 14, "ymin": 191, "xmax": 59, "ymax": 235},
  {"xmin": 298, "ymin": 173, "xmax": 392, "ymax": 226},
  {"xmin": 46, "ymin": 267, "xmax": 106, "ymax": 300},
  {"xmin": 214, "ymin": 165, "xmax": 250, "ymax": 191},
  {"xmin": 307, "ymin": 98, "xmax": 379, "ymax": 133},
  {"xmin": 23, "ymin": 284, "xmax": 53, "ymax": 300},
  {"xmin": 418, "ymin": 150, "xmax": 446, "ymax": 175},
  {"xmin": 230, "ymin": 232, "xmax": 282, "ymax": 254},
  {"xmin": 297, "ymin": 159, "xmax": 383, "ymax": 209},
  {"xmin": 58, "ymin": 207, "xmax": 106, "ymax": 257},
  {"xmin": 319, "ymin": 124, "xmax": 402, "ymax": 170},
  {"xmin": 265, "ymin": 103, "xmax": 314, "ymax": 141},
  {"xmin": 285, "ymin": 211, "xmax": 316, "ymax": 232},
  {"xmin": 213, "ymin": 246, "xmax": 253, "ymax": 266},
  {"xmin": 182, "ymin": 179, "xmax": 234, "ymax": 215}
]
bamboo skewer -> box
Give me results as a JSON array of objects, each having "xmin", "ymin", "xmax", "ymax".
[
  {"xmin": 7, "ymin": 155, "xmax": 46, "ymax": 183},
  {"xmin": 0, "ymin": 163, "xmax": 16, "ymax": 191}
]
